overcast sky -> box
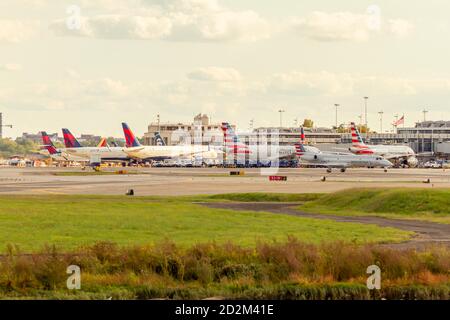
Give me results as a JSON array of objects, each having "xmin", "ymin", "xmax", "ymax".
[{"xmin": 1, "ymin": 0, "xmax": 450, "ymax": 138}]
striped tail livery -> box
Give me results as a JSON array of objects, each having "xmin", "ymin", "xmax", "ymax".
[{"xmin": 350, "ymin": 122, "xmax": 373, "ymax": 155}]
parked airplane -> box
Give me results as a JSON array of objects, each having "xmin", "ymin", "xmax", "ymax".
[
  {"xmin": 40, "ymin": 132, "xmax": 87, "ymax": 162},
  {"xmin": 62, "ymin": 128, "xmax": 130, "ymax": 165},
  {"xmin": 122, "ymin": 123, "xmax": 219, "ymax": 161},
  {"xmin": 295, "ymin": 142, "xmax": 392, "ymax": 173},
  {"xmin": 348, "ymin": 123, "xmax": 418, "ymax": 167},
  {"xmin": 221, "ymin": 122, "xmax": 297, "ymax": 161},
  {"xmin": 154, "ymin": 132, "xmax": 166, "ymax": 146}
]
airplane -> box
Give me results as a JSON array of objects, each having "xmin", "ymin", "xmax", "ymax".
[
  {"xmin": 295, "ymin": 142, "xmax": 392, "ymax": 173},
  {"xmin": 121, "ymin": 123, "xmax": 220, "ymax": 161},
  {"xmin": 348, "ymin": 122, "xmax": 419, "ymax": 167},
  {"xmin": 62, "ymin": 128, "xmax": 131, "ymax": 166},
  {"xmin": 221, "ymin": 122, "xmax": 298, "ymax": 162},
  {"xmin": 40, "ymin": 132, "xmax": 87, "ymax": 162},
  {"xmin": 154, "ymin": 132, "xmax": 166, "ymax": 146}
]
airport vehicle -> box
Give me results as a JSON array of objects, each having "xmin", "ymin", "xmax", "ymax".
[
  {"xmin": 295, "ymin": 143, "xmax": 392, "ymax": 173},
  {"xmin": 62, "ymin": 128, "xmax": 131, "ymax": 165},
  {"xmin": 40, "ymin": 132, "xmax": 87, "ymax": 162},
  {"xmin": 122, "ymin": 123, "xmax": 219, "ymax": 161},
  {"xmin": 347, "ymin": 123, "xmax": 419, "ymax": 167}
]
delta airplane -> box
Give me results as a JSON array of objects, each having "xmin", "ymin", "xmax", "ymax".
[
  {"xmin": 62, "ymin": 128, "xmax": 131, "ymax": 165},
  {"xmin": 121, "ymin": 123, "xmax": 220, "ymax": 161},
  {"xmin": 295, "ymin": 142, "xmax": 392, "ymax": 173},
  {"xmin": 40, "ymin": 132, "xmax": 87, "ymax": 162},
  {"xmin": 348, "ymin": 123, "xmax": 419, "ymax": 167}
]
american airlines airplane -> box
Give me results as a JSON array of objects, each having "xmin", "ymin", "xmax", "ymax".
[
  {"xmin": 221, "ymin": 122, "xmax": 298, "ymax": 161},
  {"xmin": 121, "ymin": 123, "xmax": 220, "ymax": 161},
  {"xmin": 348, "ymin": 123, "xmax": 419, "ymax": 167},
  {"xmin": 62, "ymin": 128, "xmax": 131, "ymax": 165},
  {"xmin": 295, "ymin": 142, "xmax": 392, "ymax": 173}
]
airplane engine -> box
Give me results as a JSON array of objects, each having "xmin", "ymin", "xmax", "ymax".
[{"xmin": 407, "ymin": 156, "xmax": 419, "ymax": 168}]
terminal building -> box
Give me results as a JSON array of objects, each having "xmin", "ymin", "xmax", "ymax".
[
  {"xmin": 144, "ymin": 115, "xmax": 450, "ymax": 158},
  {"xmin": 144, "ymin": 114, "xmax": 234, "ymax": 146}
]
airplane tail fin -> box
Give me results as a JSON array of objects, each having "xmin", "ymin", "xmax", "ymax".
[
  {"xmin": 62, "ymin": 128, "xmax": 82, "ymax": 148},
  {"xmin": 300, "ymin": 127, "xmax": 306, "ymax": 144},
  {"xmin": 350, "ymin": 122, "xmax": 367, "ymax": 148},
  {"xmin": 294, "ymin": 143, "xmax": 307, "ymax": 157},
  {"xmin": 154, "ymin": 132, "xmax": 166, "ymax": 146},
  {"xmin": 221, "ymin": 122, "xmax": 249, "ymax": 154},
  {"xmin": 41, "ymin": 132, "xmax": 58, "ymax": 155},
  {"xmin": 97, "ymin": 138, "xmax": 108, "ymax": 148},
  {"xmin": 122, "ymin": 123, "xmax": 142, "ymax": 148}
]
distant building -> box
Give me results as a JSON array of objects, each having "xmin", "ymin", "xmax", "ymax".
[
  {"xmin": 144, "ymin": 114, "xmax": 235, "ymax": 146},
  {"xmin": 22, "ymin": 132, "xmax": 59, "ymax": 144}
]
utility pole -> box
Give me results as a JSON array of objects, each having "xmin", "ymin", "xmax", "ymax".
[
  {"xmin": 278, "ymin": 109, "xmax": 285, "ymax": 128},
  {"xmin": 378, "ymin": 111, "xmax": 384, "ymax": 133},
  {"xmin": 334, "ymin": 104, "xmax": 340, "ymax": 130},
  {"xmin": 0, "ymin": 113, "xmax": 13, "ymax": 139}
]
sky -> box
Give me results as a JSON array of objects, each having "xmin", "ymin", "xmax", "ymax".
[{"xmin": 1, "ymin": 0, "xmax": 450, "ymax": 138}]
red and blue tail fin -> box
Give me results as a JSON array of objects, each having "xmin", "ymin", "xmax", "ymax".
[
  {"xmin": 62, "ymin": 129, "xmax": 82, "ymax": 148},
  {"xmin": 300, "ymin": 127, "xmax": 306, "ymax": 144},
  {"xmin": 122, "ymin": 123, "xmax": 142, "ymax": 148},
  {"xmin": 41, "ymin": 132, "xmax": 58, "ymax": 155}
]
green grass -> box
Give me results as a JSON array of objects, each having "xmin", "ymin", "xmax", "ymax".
[
  {"xmin": 0, "ymin": 195, "xmax": 411, "ymax": 252},
  {"xmin": 301, "ymin": 188, "xmax": 450, "ymax": 224}
]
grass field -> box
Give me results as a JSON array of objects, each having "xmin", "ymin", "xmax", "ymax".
[
  {"xmin": 300, "ymin": 188, "xmax": 450, "ymax": 224},
  {"xmin": 0, "ymin": 195, "xmax": 411, "ymax": 252}
]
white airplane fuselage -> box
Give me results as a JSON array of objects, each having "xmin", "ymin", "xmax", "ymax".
[
  {"xmin": 65, "ymin": 147, "xmax": 129, "ymax": 161},
  {"xmin": 300, "ymin": 151, "xmax": 393, "ymax": 169},
  {"xmin": 124, "ymin": 145, "xmax": 218, "ymax": 160}
]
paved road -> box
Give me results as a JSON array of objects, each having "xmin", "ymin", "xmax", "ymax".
[
  {"xmin": 201, "ymin": 202, "xmax": 450, "ymax": 249},
  {"xmin": 1, "ymin": 167, "xmax": 450, "ymax": 195}
]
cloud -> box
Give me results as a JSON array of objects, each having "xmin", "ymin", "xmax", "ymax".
[
  {"xmin": 290, "ymin": 11, "xmax": 413, "ymax": 42},
  {"xmin": 50, "ymin": 0, "xmax": 271, "ymax": 42},
  {"xmin": 187, "ymin": 67, "xmax": 242, "ymax": 82},
  {"xmin": 0, "ymin": 20, "xmax": 37, "ymax": 43},
  {"xmin": 388, "ymin": 19, "xmax": 414, "ymax": 38},
  {"xmin": 0, "ymin": 64, "xmax": 22, "ymax": 72}
]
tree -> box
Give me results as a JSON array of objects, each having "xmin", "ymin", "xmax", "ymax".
[{"xmin": 302, "ymin": 119, "xmax": 314, "ymax": 128}]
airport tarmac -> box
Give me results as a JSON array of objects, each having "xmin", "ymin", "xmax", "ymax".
[{"xmin": 0, "ymin": 167, "xmax": 449, "ymax": 196}]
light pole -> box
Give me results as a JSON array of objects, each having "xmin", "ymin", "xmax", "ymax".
[
  {"xmin": 156, "ymin": 114, "xmax": 161, "ymax": 132},
  {"xmin": 278, "ymin": 109, "xmax": 285, "ymax": 128},
  {"xmin": 423, "ymin": 110, "xmax": 429, "ymax": 122},
  {"xmin": 364, "ymin": 97, "xmax": 369, "ymax": 132},
  {"xmin": 249, "ymin": 119, "xmax": 254, "ymax": 131},
  {"xmin": 378, "ymin": 111, "xmax": 384, "ymax": 133},
  {"xmin": 334, "ymin": 104, "xmax": 340, "ymax": 130}
]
